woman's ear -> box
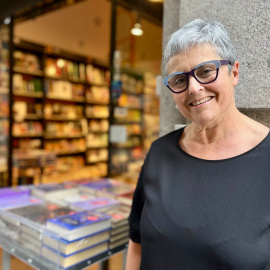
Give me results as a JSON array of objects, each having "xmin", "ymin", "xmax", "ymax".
[{"xmin": 232, "ymin": 61, "xmax": 239, "ymax": 86}]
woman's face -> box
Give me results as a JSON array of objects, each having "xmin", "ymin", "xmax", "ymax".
[{"xmin": 167, "ymin": 44, "xmax": 239, "ymax": 128}]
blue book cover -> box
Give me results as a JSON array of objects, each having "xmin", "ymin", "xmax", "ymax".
[
  {"xmin": 46, "ymin": 211, "xmax": 111, "ymax": 231},
  {"xmin": 71, "ymin": 197, "xmax": 120, "ymax": 212},
  {"xmin": 0, "ymin": 196, "xmax": 44, "ymax": 210},
  {"xmin": 79, "ymin": 178, "xmax": 118, "ymax": 193}
]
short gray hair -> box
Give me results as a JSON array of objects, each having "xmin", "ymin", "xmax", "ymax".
[{"xmin": 162, "ymin": 19, "xmax": 237, "ymax": 78}]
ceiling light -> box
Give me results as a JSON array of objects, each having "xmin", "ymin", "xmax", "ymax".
[
  {"xmin": 3, "ymin": 17, "xmax": 11, "ymax": 25},
  {"xmin": 131, "ymin": 23, "xmax": 143, "ymax": 36}
]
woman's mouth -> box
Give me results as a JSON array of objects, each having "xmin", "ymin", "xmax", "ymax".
[{"xmin": 190, "ymin": 96, "xmax": 213, "ymax": 107}]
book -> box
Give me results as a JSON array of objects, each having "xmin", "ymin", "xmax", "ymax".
[
  {"xmin": 20, "ymin": 230, "xmax": 42, "ymax": 248},
  {"xmin": 109, "ymin": 237, "xmax": 129, "ymax": 249},
  {"xmin": 0, "ymin": 196, "xmax": 43, "ymax": 210},
  {"xmin": 52, "ymin": 192, "xmax": 95, "ymax": 205},
  {"xmin": 9, "ymin": 202, "xmax": 77, "ymax": 223},
  {"xmin": 70, "ymin": 197, "xmax": 120, "ymax": 212},
  {"xmin": 111, "ymin": 224, "xmax": 129, "ymax": 236},
  {"xmin": 43, "ymin": 229, "xmax": 110, "ymax": 255},
  {"xmin": 41, "ymin": 241, "xmax": 108, "ymax": 268},
  {"xmin": 117, "ymin": 191, "xmax": 134, "ymax": 206},
  {"xmin": 31, "ymin": 183, "xmax": 78, "ymax": 200},
  {"xmin": 78, "ymin": 178, "xmax": 119, "ymax": 195},
  {"xmin": 0, "ymin": 186, "xmax": 30, "ymax": 199},
  {"xmin": 96, "ymin": 183, "xmax": 135, "ymax": 199},
  {"xmin": 99, "ymin": 205, "xmax": 131, "ymax": 229},
  {"xmin": 110, "ymin": 231, "xmax": 129, "ymax": 243},
  {"xmin": 20, "ymin": 237, "xmax": 42, "ymax": 255},
  {"xmin": 8, "ymin": 202, "xmax": 77, "ymax": 240},
  {"xmin": 46, "ymin": 211, "xmax": 111, "ymax": 241}
]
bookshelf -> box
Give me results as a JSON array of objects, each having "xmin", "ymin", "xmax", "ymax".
[
  {"xmin": 109, "ymin": 70, "xmax": 146, "ymax": 182},
  {"xmin": 9, "ymin": 40, "xmax": 111, "ymax": 184},
  {"xmin": 0, "ymin": 27, "xmax": 10, "ymax": 186}
]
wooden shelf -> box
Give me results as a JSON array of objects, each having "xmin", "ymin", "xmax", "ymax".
[
  {"xmin": 46, "ymin": 95, "xmax": 85, "ymax": 103},
  {"xmin": 56, "ymin": 150, "xmax": 86, "ymax": 156},
  {"xmin": 45, "ymin": 74, "xmax": 86, "ymax": 84},
  {"xmin": 13, "ymin": 66, "xmax": 43, "ymax": 76},
  {"xmin": 13, "ymin": 134, "xmax": 44, "ymax": 138},
  {"xmin": 86, "ymin": 99, "xmax": 109, "ymax": 105},
  {"xmin": 13, "ymin": 91, "xmax": 43, "ymax": 98},
  {"xmin": 44, "ymin": 116, "xmax": 83, "ymax": 121},
  {"xmin": 44, "ymin": 134, "xmax": 85, "ymax": 139}
]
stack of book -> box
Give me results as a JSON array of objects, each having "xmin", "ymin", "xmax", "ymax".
[
  {"xmin": 43, "ymin": 211, "xmax": 111, "ymax": 268},
  {"xmin": 99, "ymin": 205, "xmax": 131, "ymax": 249},
  {"xmin": 7, "ymin": 202, "xmax": 77, "ymax": 254},
  {"xmin": 70, "ymin": 197, "xmax": 120, "ymax": 212},
  {"xmin": 78, "ymin": 178, "xmax": 134, "ymax": 200},
  {"xmin": 30, "ymin": 183, "xmax": 79, "ymax": 200},
  {"xmin": 0, "ymin": 193, "xmax": 44, "ymax": 243}
]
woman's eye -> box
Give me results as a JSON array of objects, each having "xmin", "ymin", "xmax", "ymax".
[
  {"xmin": 198, "ymin": 68, "xmax": 214, "ymax": 76},
  {"xmin": 174, "ymin": 76, "xmax": 186, "ymax": 85}
]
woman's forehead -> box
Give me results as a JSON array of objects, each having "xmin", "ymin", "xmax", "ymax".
[{"xmin": 167, "ymin": 44, "xmax": 219, "ymax": 74}]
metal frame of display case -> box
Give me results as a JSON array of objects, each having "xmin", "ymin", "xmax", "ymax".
[
  {"xmin": 0, "ymin": 208, "xmax": 128, "ymax": 270},
  {"xmin": 1, "ymin": 237, "xmax": 127, "ymax": 270}
]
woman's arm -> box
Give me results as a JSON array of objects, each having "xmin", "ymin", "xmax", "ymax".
[{"xmin": 125, "ymin": 239, "xmax": 141, "ymax": 270}]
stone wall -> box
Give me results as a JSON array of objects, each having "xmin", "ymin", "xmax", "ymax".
[{"xmin": 160, "ymin": 0, "xmax": 270, "ymax": 135}]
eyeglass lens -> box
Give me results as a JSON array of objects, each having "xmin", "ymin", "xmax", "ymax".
[{"xmin": 168, "ymin": 62, "xmax": 218, "ymax": 92}]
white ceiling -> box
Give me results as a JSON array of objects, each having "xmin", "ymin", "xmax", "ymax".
[
  {"xmin": 14, "ymin": 0, "xmax": 162, "ymax": 74},
  {"xmin": 15, "ymin": 0, "xmax": 111, "ymax": 62}
]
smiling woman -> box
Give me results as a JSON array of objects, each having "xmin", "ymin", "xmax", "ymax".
[{"xmin": 126, "ymin": 19, "xmax": 270, "ymax": 270}]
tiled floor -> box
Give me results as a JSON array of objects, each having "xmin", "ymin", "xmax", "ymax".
[{"xmin": 0, "ymin": 248, "xmax": 124, "ymax": 270}]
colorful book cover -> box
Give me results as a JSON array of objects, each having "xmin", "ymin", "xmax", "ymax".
[
  {"xmin": 46, "ymin": 211, "xmax": 111, "ymax": 241},
  {"xmin": 117, "ymin": 191, "xmax": 134, "ymax": 206},
  {"xmin": 0, "ymin": 196, "xmax": 43, "ymax": 210},
  {"xmin": 78, "ymin": 178, "xmax": 119, "ymax": 195},
  {"xmin": 96, "ymin": 183, "xmax": 135, "ymax": 199},
  {"xmin": 9, "ymin": 202, "xmax": 77, "ymax": 226},
  {"xmin": 100, "ymin": 205, "xmax": 131, "ymax": 228},
  {"xmin": 71, "ymin": 197, "xmax": 120, "ymax": 212},
  {"xmin": 47, "ymin": 211, "xmax": 110, "ymax": 231},
  {"xmin": 0, "ymin": 186, "xmax": 30, "ymax": 199}
]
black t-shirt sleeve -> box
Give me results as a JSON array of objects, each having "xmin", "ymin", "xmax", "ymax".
[{"xmin": 128, "ymin": 158, "xmax": 147, "ymax": 243}]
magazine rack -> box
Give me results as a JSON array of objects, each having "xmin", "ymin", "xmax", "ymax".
[{"xmin": 0, "ymin": 209, "xmax": 128, "ymax": 270}]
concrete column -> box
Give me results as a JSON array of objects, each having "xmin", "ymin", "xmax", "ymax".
[
  {"xmin": 160, "ymin": 0, "xmax": 270, "ymax": 135},
  {"xmin": 160, "ymin": 0, "xmax": 187, "ymax": 137}
]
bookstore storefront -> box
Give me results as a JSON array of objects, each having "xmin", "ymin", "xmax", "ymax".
[{"xmin": 0, "ymin": 0, "xmax": 162, "ymax": 269}]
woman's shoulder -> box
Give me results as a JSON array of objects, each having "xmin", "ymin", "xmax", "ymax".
[{"xmin": 150, "ymin": 127, "xmax": 184, "ymax": 148}]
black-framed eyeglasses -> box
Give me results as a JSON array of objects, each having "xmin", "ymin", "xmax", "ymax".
[{"xmin": 163, "ymin": 60, "xmax": 231, "ymax": 94}]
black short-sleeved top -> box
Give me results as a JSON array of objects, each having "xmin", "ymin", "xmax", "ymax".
[{"xmin": 129, "ymin": 128, "xmax": 270, "ymax": 270}]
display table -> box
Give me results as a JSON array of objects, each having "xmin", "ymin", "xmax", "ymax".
[
  {"xmin": 1, "ymin": 236, "xmax": 127, "ymax": 270},
  {"xmin": 0, "ymin": 209, "xmax": 128, "ymax": 270}
]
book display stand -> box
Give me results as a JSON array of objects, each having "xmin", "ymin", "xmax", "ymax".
[{"xmin": 0, "ymin": 209, "xmax": 128, "ymax": 270}]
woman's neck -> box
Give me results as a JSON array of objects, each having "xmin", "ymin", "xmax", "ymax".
[{"xmin": 186, "ymin": 107, "xmax": 244, "ymax": 145}]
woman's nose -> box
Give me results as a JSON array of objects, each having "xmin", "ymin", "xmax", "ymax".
[{"xmin": 188, "ymin": 76, "xmax": 204, "ymax": 94}]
